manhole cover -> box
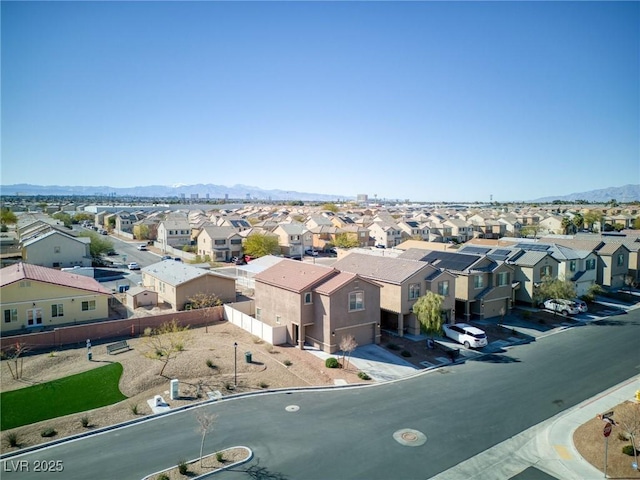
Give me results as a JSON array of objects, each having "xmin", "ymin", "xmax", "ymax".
[
  {"xmin": 393, "ymin": 428, "xmax": 426, "ymax": 447},
  {"xmin": 285, "ymin": 405, "xmax": 300, "ymax": 412}
]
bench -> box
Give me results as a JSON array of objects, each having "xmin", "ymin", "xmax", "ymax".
[{"xmin": 106, "ymin": 340, "xmax": 131, "ymax": 355}]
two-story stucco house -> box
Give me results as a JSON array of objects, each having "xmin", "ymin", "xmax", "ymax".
[
  {"xmin": 333, "ymin": 252, "xmax": 456, "ymax": 336},
  {"xmin": 401, "ymin": 249, "xmax": 515, "ymax": 321},
  {"xmin": 196, "ymin": 226, "xmax": 243, "ymax": 262},
  {"xmin": 22, "ymin": 230, "xmax": 92, "ymax": 268},
  {"xmin": 253, "ymin": 259, "xmax": 381, "ymax": 353},
  {"xmin": 157, "ymin": 217, "xmax": 192, "ymax": 250},
  {"xmin": 0, "ymin": 262, "xmax": 111, "ymax": 334},
  {"xmin": 272, "ymin": 224, "xmax": 307, "ymax": 259}
]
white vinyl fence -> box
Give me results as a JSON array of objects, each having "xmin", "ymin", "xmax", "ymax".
[{"xmin": 224, "ymin": 304, "xmax": 287, "ymax": 346}]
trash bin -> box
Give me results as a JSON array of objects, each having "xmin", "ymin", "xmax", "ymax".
[
  {"xmin": 87, "ymin": 351, "xmax": 92, "ymax": 361},
  {"xmin": 245, "ymin": 351, "xmax": 252, "ymax": 363}
]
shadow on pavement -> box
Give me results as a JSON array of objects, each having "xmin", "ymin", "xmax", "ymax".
[{"xmin": 470, "ymin": 353, "xmax": 522, "ymax": 363}]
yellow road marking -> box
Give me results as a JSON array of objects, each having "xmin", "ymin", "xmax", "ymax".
[{"xmin": 554, "ymin": 445, "xmax": 573, "ymax": 460}]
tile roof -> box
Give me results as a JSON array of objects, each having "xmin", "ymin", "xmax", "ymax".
[
  {"xmin": 596, "ymin": 242, "xmax": 629, "ymax": 255},
  {"xmin": 332, "ymin": 252, "xmax": 431, "ymax": 285},
  {"xmin": 0, "ymin": 262, "xmax": 111, "ymax": 295},
  {"xmin": 314, "ymin": 272, "xmax": 359, "ymax": 295},
  {"xmin": 254, "ymin": 259, "xmax": 337, "ymax": 293},
  {"xmin": 507, "ymin": 250, "xmax": 551, "ymax": 267}
]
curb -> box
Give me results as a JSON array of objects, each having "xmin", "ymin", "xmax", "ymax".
[{"xmin": 140, "ymin": 446, "xmax": 253, "ymax": 480}]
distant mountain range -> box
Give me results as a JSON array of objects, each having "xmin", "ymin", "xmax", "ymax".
[
  {"xmin": 531, "ymin": 184, "xmax": 640, "ymax": 203},
  {"xmin": 0, "ymin": 183, "xmax": 349, "ymax": 202},
  {"xmin": 1, "ymin": 183, "xmax": 638, "ymax": 203}
]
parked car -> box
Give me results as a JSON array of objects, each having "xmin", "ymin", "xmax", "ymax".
[
  {"xmin": 305, "ymin": 248, "xmax": 318, "ymax": 257},
  {"xmin": 572, "ymin": 298, "xmax": 588, "ymax": 313},
  {"xmin": 137, "ymin": 244, "xmax": 147, "ymax": 251},
  {"xmin": 542, "ymin": 298, "xmax": 580, "ymax": 315},
  {"xmin": 127, "ymin": 262, "xmax": 140, "ymax": 270},
  {"xmin": 173, "ymin": 257, "xmax": 182, "ymax": 262},
  {"xmin": 442, "ymin": 323, "xmax": 488, "ymax": 349},
  {"xmin": 161, "ymin": 255, "xmax": 172, "ymax": 260}
]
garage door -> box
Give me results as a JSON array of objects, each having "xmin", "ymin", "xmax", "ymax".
[
  {"xmin": 335, "ymin": 324, "xmax": 375, "ymax": 348},
  {"xmin": 483, "ymin": 299, "xmax": 506, "ymax": 319}
]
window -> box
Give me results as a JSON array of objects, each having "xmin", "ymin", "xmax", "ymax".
[
  {"xmin": 3, "ymin": 309, "xmax": 17, "ymax": 323},
  {"xmin": 438, "ymin": 281, "xmax": 449, "ymax": 296},
  {"xmin": 81, "ymin": 300, "xmax": 96, "ymax": 311},
  {"xmin": 256, "ymin": 308, "xmax": 261, "ymax": 321},
  {"xmin": 586, "ymin": 258, "xmax": 596, "ymax": 270},
  {"xmin": 617, "ymin": 254, "xmax": 624, "ymax": 266},
  {"xmin": 496, "ymin": 272, "xmax": 510, "ymax": 287},
  {"xmin": 569, "ymin": 261, "xmax": 576, "ymax": 272},
  {"xmin": 51, "ymin": 304, "xmax": 64, "ymax": 317},
  {"xmin": 215, "ymin": 239, "xmax": 225, "ymax": 245},
  {"xmin": 474, "ymin": 275, "xmax": 484, "ymax": 289},
  {"xmin": 349, "ymin": 291, "xmax": 364, "ymax": 311},
  {"xmin": 230, "ymin": 239, "xmax": 242, "ymax": 245},
  {"xmin": 408, "ymin": 283, "xmax": 420, "ymax": 300},
  {"xmin": 304, "ymin": 292, "xmax": 312, "ymax": 304},
  {"xmin": 540, "ymin": 265, "xmax": 552, "ymax": 278},
  {"xmin": 276, "ymin": 315, "xmax": 281, "ymax": 324}
]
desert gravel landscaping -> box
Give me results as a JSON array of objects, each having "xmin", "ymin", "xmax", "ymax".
[{"xmin": 2, "ymin": 315, "xmax": 638, "ymax": 478}]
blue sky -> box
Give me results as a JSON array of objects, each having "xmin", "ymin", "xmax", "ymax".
[{"xmin": 2, "ymin": 1, "xmax": 638, "ymax": 202}]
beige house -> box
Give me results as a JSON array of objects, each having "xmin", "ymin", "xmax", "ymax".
[
  {"xmin": 0, "ymin": 262, "xmax": 111, "ymax": 334},
  {"xmin": 253, "ymin": 259, "xmax": 381, "ymax": 353},
  {"xmin": 333, "ymin": 252, "xmax": 456, "ymax": 336},
  {"xmin": 196, "ymin": 226, "xmax": 243, "ymax": 262},
  {"xmin": 157, "ymin": 217, "xmax": 192, "ymax": 250},
  {"xmin": 272, "ymin": 224, "xmax": 307, "ymax": 259},
  {"xmin": 125, "ymin": 286, "xmax": 158, "ymax": 310},
  {"xmin": 400, "ymin": 249, "xmax": 515, "ymax": 321},
  {"xmin": 595, "ymin": 242, "xmax": 630, "ymax": 289},
  {"xmin": 22, "ymin": 230, "xmax": 92, "ymax": 268},
  {"xmin": 141, "ymin": 261, "xmax": 236, "ymax": 310},
  {"xmin": 508, "ymin": 250, "xmax": 560, "ymax": 305}
]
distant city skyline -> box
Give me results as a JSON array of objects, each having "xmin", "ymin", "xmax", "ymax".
[{"xmin": 2, "ymin": 2, "xmax": 638, "ymax": 202}]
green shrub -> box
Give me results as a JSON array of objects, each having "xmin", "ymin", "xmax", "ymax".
[
  {"xmin": 325, "ymin": 357, "xmax": 340, "ymax": 369},
  {"xmin": 177, "ymin": 460, "xmax": 188, "ymax": 475},
  {"xmin": 224, "ymin": 382, "xmax": 234, "ymax": 391},
  {"xmin": 206, "ymin": 359, "xmax": 217, "ymax": 369},
  {"xmin": 80, "ymin": 416, "xmax": 90, "ymax": 428},
  {"xmin": 130, "ymin": 403, "xmax": 139, "ymax": 415},
  {"xmin": 4, "ymin": 432, "xmax": 19, "ymax": 448},
  {"xmin": 40, "ymin": 427, "xmax": 57, "ymax": 438},
  {"xmin": 622, "ymin": 445, "xmax": 638, "ymax": 456},
  {"xmin": 157, "ymin": 474, "xmax": 170, "ymax": 480},
  {"xmin": 387, "ymin": 343, "xmax": 400, "ymax": 351},
  {"xmin": 401, "ymin": 350, "xmax": 412, "ymax": 357},
  {"xmin": 283, "ymin": 359, "xmax": 292, "ymax": 366},
  {"xmin": 258, "ymin": 382, "xmax": 269, "ymax": 389},
  {"xmin": 357, "ymin": 371, "xmax": 371, "ymax": 380},
  {"xmin": 216, "ymin": 452, "xmax": 224, "ymax": 462}
]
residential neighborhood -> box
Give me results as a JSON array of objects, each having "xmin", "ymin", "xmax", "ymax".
[{"xmin": 1, "ymin": 198, "xmax": 639, "ymax": 347}]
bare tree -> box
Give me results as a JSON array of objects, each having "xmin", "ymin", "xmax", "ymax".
[
  {"xmin": 4, "ymin": 342, "xmax": 30, "ymax": 380},
  {"xmin": 339, "ymin": 335, "xmax": 358, "ymax": 370},
  {"xmin": 188, "ymin": 292, "xmax": 222, "ymax": 333},
  {"xmin": 140, "ymin": 320, "xmax": 192, "ymax": 376},
  {"xmin": 195, "ymin": 411, "xmax": 218, "ymax": 467},
  {"xmin": 616, "ymin": 402, "xmax": 640, "ymax": 471}
]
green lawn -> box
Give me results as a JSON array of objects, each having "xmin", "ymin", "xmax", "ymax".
[{"xmin": 1, "ymin": 363, "xmax": 127, "ymax": 431}]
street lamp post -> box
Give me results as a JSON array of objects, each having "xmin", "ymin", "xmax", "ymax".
[{"xmin": 234, "ymin": 342, "xmax": 238, "ymax": 387}]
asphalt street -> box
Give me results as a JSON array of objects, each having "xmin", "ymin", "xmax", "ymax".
[{"xmin": 1, "ymin": 309, "xmax": 639, "ymax": 480}]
